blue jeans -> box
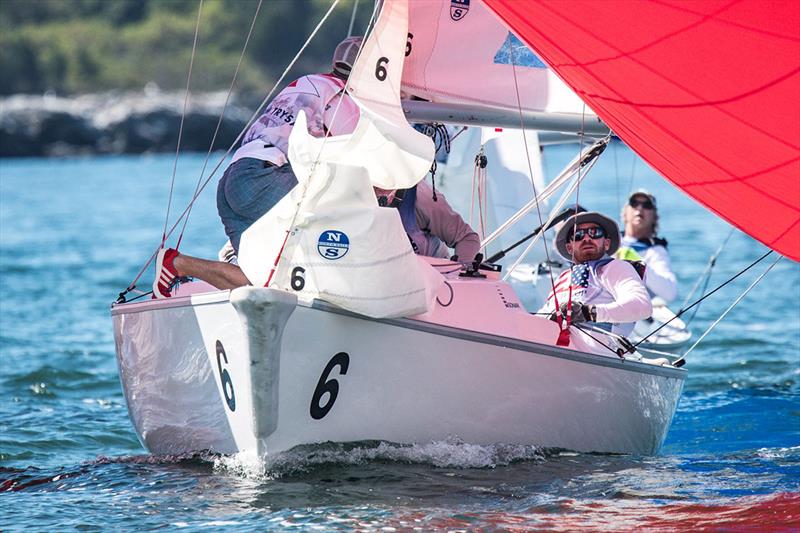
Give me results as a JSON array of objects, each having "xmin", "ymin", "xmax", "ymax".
[{"xmin": 216, "ymin": 158, "xmax": 298, "ymax": 253}]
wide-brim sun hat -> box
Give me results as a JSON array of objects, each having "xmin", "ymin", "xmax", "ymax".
[
  {"xmin": 555, "ymin": 211, "xmax": 620, "ymax": 261},
  {"xmin": 332, "ymin": 36, "xmax": 363, "ymax": 77}
]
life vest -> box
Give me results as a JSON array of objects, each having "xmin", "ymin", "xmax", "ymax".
[{"xmin": 616, "ymin": 235, "xmax": 668, "ymax": 260}]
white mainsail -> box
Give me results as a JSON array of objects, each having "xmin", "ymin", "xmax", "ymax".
[{"xmin": 403, "ymin": 0, "xmax": 592, "ymax": 115}]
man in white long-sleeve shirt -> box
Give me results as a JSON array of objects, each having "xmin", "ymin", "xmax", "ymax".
[
  {"xmin": 615, "ymin": 190, "xmax": 678, "ymax": 302},
  {"xmin": 539, "ymin": 211, "xmax": 652, "ymax": 338}
]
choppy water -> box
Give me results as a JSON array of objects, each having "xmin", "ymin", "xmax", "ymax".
[{"xmin": 1, "ymin": 147, "xmax": 798, "ymax": 531}]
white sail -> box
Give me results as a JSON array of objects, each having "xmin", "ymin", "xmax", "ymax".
[
  {"xmin": 237, "ymin": 0, "xmax": 442, "ymax": 318},
  {"xmin": 403, "ymin": 0, "xmax": 591, "ymax": 115}
]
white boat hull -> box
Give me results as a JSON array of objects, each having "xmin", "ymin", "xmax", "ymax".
[{"xmin": 113, "ymin": 280, "xmax": 685, "ymax": 457}]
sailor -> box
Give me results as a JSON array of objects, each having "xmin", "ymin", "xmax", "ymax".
[
  {"xmin": 615, "ymin": 190, "xmax": 678, "ymax": 302},
  {"xmin": 538, "ymin": 211, "xmax": 652, "ymax": 337},
  {"xmin": 375, "ymin": 181, "xmax": 480, "ymax": 261},
  {"xmin": 153, "ymin": 36, "xmax": 363, "ymax": 298}
]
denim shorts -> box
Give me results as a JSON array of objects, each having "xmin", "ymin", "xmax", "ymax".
[{"xmin": 216, "ymin": 157, "xmax": 298, "ymax": 253}]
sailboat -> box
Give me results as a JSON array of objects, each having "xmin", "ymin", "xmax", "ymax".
[{"xmin": 111, "ymin": 0, "xmax": 799, "ymax": 458}]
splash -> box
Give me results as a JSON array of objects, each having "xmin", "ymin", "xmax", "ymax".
[{"xmin": 212, "ymin": 438, "xmax": 547, "ymax": 479}]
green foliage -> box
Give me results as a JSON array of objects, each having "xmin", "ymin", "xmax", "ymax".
[{"xmin": 0, "ymin": 0, "xmax": 371, "ymax": 96}]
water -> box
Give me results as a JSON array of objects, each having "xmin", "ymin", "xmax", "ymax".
[{"xmin": 1, "ymin": 147, "xmax": 798, "ymax": 530}]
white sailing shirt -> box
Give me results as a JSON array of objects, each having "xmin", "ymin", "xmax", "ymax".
[
  {"xmin": 232, "ymin": 73, "xmax": 361, "ymax": 166},
  {"xmin": 539, "ymin": 257, "xmax": 652, "ymax": 337},
  {"xmin": 618, "ymin": 236, "xmax": 678, "ymax": 302}
]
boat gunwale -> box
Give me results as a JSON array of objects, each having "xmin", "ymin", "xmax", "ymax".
[{"xmin": 111, "ymin": 290, "xmax": 687, "ymax": 380}]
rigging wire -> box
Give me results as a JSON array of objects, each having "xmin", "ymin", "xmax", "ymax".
[
  {"xmin": 501, "ymin": 156, "xmax": 598, "ymax": 281},
  {"xmin": 121, "ymin": 0, "xmax": 344, "ymax": 296},
  {"xmin": 556, "ymin": 105, "xmax": 589, "ymax": 344},
  {"xmin": 673, "ymin": 254, "xmax": 782, "ymax": 366},
  {"xmin": 627, "ymin": 148, "xmax": 637, "ymax": 193},
  {"xmin": 572, "ymin": 324, "xmax": 625, "ymax": 359},
  {"xmin": 633, "ymin": 249, "xmax": 773, "ymax": 348},
  {"xmin": 449, "ymin": 126, "xmax": 468, "ymax": 143},
  {"xmin": 612, "ymin": 139, "xmax": 621, "ymax": 212},
  {"xmin": 176, "ymin": 0, "xmax": 263, "ymax": 250},
  {"xmin": 680, "ymin": 226, "xmax": 736, "ymax": 326},
  {"xmin": 262, "ymin": 0, "xmax": 380, "ymax": 287},
  {"xmin": 161, "ymin": 0, "xmax": 204, "ymax": 248},
  {"xmin": 347, "ymin": 0, "xmax": 359, "ymax": 37},
  {"xmin": 508, "ymin": 40, "xmax": 559, "ymax": 302}
]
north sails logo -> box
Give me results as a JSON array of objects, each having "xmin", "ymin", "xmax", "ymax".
[
  {"xmin": 450, "ymin": 0, "xmax": 469, "ymax": 21},
  {"xmin": 317, "ymin": 230, "xmax": 350, "ymax": 260}
]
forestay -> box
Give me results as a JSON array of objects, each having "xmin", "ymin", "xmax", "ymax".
[
  {"xmin": 237, "ymin": 0, "xmax": 442, "ymax": 318},
  {"xmin": 485, "ymin": 0, "xmax": 800, "ymax": 261}
]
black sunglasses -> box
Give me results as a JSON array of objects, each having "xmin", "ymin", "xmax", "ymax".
[
  {"xmin": 569, "ymin": 226, "xmax": 607, "ymax": 241},
  {"xmin": 629, "ymin": 198, "xmax": 655, "ymax": 210}
]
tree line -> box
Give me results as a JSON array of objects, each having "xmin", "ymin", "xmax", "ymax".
[{"xmin": 0, "ymin": 0, "xmax": 369, "ymax": 97}]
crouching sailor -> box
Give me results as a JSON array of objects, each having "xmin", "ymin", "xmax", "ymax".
[
  {"xmin": 538, "ymin": 211, "xmax": 652, "ymax": 338},
  {"xmin": 374, "ymin": 181, "xmax": 480, "ymax": 262}
]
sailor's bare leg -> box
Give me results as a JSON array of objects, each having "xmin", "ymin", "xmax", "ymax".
[{"xmin": 173, "ymin": 253, "xmax": 249, "ymax": 290}]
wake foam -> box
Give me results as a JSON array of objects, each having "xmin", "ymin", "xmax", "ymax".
[{"xmin": 213, "ymin": 438, "xmax": 547, "ymax": 479}]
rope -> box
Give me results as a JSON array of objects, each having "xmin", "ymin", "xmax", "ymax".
[
  {"xmin": 680, "ymin": 227, "xmax": 735, "ymax": 326},
  {"xmin": 627, "ymin": 147, "xmax": 637, "ymax": 194},
  {"xmin": 436, "ymin": 281, "xmax": 454, "ymax": 307},
  {"xmin": 177, "ymin": 0, "xmax": 263, "ymax": 250},
  {"xmin": 161, "ymin": 0, "xmax": 203, "ymax": 247},
  {"xmin": 262, "ymin": 0, "xmax": 379, "ymax": 287},
  {"xmin": 572, "ymin": 324, "xmax": 625, "ymax": 359},
  {"xmin": 508, "ymin": 39, "xmax": 560, "ymax": 314},
  {"xmin": 673, "ymin": 254, "xmax": 782, "ymax": 366},
  {"xmin": 612, "ymin": 138, "xmax": 621, "ymax": 212},
  {"xmin": 501, "ymin": 149, "xmax": 600, "ymax": 281},
  {"xmin": 634, "ymin": 249, "xmax": 773, "ymax": 348},
  {"xmin": 121, "ymin": 0, "xmax": 343, "ymax": 297},
  {"xmin": 472, "ymin": 150, "xmax": 488, "ymax": 243},
  {"xmin": 558, "ymin": 106, "xmax": 589, "ymax": 344},
  {"xmin": 347, "ymin": 0, "xmax": 359, "ymax": 36}
]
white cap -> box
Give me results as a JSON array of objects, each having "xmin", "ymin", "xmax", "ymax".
[{"xmin": 332, "ymin": 36, "xmax": 363, "ymax": 77}]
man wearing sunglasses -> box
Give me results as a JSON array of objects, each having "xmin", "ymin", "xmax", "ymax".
[
  {"xmin": 539, "ymin": 211, "xmax": 652, "ymax": 338},
  {"xmin": 616, "ymin": 190, "xmax": 678, "ymax": 303}
]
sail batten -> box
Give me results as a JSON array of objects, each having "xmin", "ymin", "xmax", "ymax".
[{"xmin": 484, "ymin": 0, "xmax": 800, "ymax": 261}]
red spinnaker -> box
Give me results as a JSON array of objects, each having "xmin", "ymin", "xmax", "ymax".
[{"xmin": 485, "ymin": 0, "xmax": 800, "ymax": 261}]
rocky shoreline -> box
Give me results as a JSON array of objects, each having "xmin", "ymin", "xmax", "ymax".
[{"xmin": 0, "ymin": 90, "xmax": 255, "ymax": 157}]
